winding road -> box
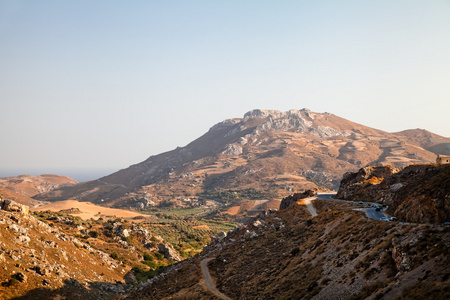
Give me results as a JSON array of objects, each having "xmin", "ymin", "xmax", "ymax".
[
  {"xmin": 199, "ymin": 193, "xmax": 391, "ymax": 299},
  {"xmin": 200, "ymin": 258, "xmax": 232, "ymax": 300},
  {"xmin": 315, "ymin": 193, "xmax": 390, "ymax": 221}
]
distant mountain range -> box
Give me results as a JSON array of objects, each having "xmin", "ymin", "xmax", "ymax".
[{"xmin": 35, "ymin": 109, "xmax": 450, "ymax": 208}]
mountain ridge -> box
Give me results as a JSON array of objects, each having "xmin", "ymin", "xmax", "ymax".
[{"xmin": 34, "ymin": 109, "xmax": 450, "ymax": 211}]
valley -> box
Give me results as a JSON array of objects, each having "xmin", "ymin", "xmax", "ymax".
[{"xmin": 1, "ymin": 109, "xmax": 449, "ymax": 299}]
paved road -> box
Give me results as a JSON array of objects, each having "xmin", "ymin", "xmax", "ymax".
[
  {"xmin": 316, "ymin": 193, "xmax": 389, "ymax": 221},
  {"xmin": 200, "ymin": 258, "xmax": 232, "ymax": 300}
]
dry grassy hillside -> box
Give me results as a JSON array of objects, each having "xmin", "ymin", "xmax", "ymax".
[
  {"xmin": 35, "ymin": 109, "xmax": 450, "ymax": 212},
  {"xmin": 0, "ymin": 203, "xmax": 127, "ymax": 299},
  {"xmin": 124, "ymin": 200, "xmax": 450, "ymax": 299},
  {"xmin": 0, "ymin": 174, "xmax": 77, "ymax": 198}
]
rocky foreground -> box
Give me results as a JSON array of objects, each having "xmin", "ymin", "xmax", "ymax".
[
  {"xmin": 0, "ymin": 198, "xmax": 131, "ymax": 299},
  {"xmin": 2, "ymin": 186, "xmax": 450, "ymax": 299},
  {"xmin": 0, "ymin": 197, "xmax": 186, "ymax": 300},
  {"xmin": 125, "ymin": 198, "xmax": 450, "ymax": 299}
]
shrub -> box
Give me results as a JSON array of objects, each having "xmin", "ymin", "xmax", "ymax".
[
  {"xmin": 143, "ymin": 253, "xmax": 154, "ymax": 261},
  {"xmin": 291, "ymin": 247, "xmax": 300, "ymax": 256},
  {"xmin": 110, "ymin": 252, "xmax": 119, "ymax": 260},
  {"xmin": 154, "ymin": 252, "xmax": 163, "ymax": 260},
  {"xmin": 89, "ymin": 231, "xmax": 99, "ymax": 238}
]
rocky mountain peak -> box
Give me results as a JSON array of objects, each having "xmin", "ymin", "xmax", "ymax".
[
  {"xmin": 243, "ymin": 108, "xmax": 312, "ymax": 121},
  {"xmin": 35, "ymin": 109, "xmax": 450, "ymax": 208}
]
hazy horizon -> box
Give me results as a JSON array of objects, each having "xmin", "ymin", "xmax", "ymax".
[
  {"xmin": 0, "ymin": 168, "xmax": 118, "ymax": 182},
  {"xmin": 1, "ymin": 1, "xmax": 450, "ymax": 176}
]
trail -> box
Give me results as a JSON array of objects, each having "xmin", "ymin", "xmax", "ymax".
[
  {"xmin": 299, "ymin": 197, "xmax": 318, "ymax": 217},
  {"xmin": 200, "ymin": 258, "xmax": 232, "ymax": 300}
]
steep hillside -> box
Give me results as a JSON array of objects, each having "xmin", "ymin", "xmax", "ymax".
[
  {"xmin": 125, "ymin": 199, "xmax": 450, "ymax": 299},
  {"xmin": 336, "ymin": 164, "xmax": 450, "ymax": 224},
  {"xmin": 0, "ymin": 199, "xmax": 127, "ymax": 299},
  {"xmin": 394, "ymin": 129, "xmax": 450, "ymax": 155},
  {"xmin": 0, "ymin": 174, "xmax": 77, "ymax": 198},
  {"xmin": 0, "ymin": 196, "xmax": 195, "ymax": 299},
  {"xmin": 35, "ymin": 109, "xmax": 449, "ymax": 211}
]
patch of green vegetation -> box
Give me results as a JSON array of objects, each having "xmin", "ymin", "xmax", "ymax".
[
  {"xmin": 148, "ymin": 207, "xmax": 211, "ymax": 218},
  {"xmin": 199, "ymin": 188, "xmax": 273, "ymax": 205},
  {"xmin": 131, "ymin": 265, "xmax": 166, "ymax": 283}
]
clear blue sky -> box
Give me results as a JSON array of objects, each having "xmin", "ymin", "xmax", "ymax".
[{"xmin": 1, "ymin": 0, "xmax": 449, "ymax": 181}]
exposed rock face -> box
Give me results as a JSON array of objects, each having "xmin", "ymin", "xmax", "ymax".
[
  {"xmin": 279, "ymin": 190, "xmax": 316, "ymax": 210},
  {"xmin": 158, "ymin": 243, "xmax": 182, "ymax": 261},
  {"xmin": 0, "ymin": 199, "xmax": 29, "ymax": 217},
  {"xmin": 221, "ymin": 143, "xmax": 243, "ymax": 155},
  {"xmin": 336, "ymin": 164, "xmax": 450, "ymax": 224},
  {"xmin": 336, "ymin": 165, "xmax": 401, "ymax": 200},
  {"xmin": 35, "ymin": 109, "xmax": 450, "ymax": 209}
]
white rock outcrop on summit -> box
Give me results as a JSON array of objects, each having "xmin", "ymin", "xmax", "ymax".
[{"xmin": 35, "ymin": 108, "xmax": 450, "ymax": 208}]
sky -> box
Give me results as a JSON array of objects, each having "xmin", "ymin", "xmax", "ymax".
[{"xmin": 1, "ymin": 0, "xmax": 450, "ymax": 182}]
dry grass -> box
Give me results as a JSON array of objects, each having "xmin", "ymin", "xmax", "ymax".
[{"xmin": 31, "ymin": 200, "xmax": 152, "ymax": 220}]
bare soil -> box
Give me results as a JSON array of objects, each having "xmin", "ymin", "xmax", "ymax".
[{"xmin": 31, "ymin": 200, "xmax": 151, "ymax": 220}]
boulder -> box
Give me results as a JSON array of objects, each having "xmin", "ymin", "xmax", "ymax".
[
  {"xmin": 279, "ymin": 190, "xmax": 316, "ymax": 210},
  {"xmin": 158, "ymin": 243, "xmax": 182, "ymax": 261},
  {"xmin": 12, "ymin": 272, "xmax": 27, "ymax": 283},
  {"xmin": 121, "ymin": 229, "xmax": 130, "ymax": 238},
  {"xmin": 0, "ymin": 199, "xmax": 29, "ymax": 216}
]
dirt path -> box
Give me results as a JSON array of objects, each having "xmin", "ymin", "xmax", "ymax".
[
  {"xmin": 200, "ymin": 258, "xmax": 232, "ymax": 300},
  {"xmin": 299, "ymin": 197, "xmax": 318, "ymax": 217}
]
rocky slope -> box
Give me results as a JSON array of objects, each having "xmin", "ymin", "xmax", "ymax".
[
  {"xmin": 35, "ymin": 109, "xmax": 450, "ymax": 210},
  {"xmin": 336, "ymin": 164, "xmax": 450, "ymax": 224},
  {"xmin": 0, "ymin": 199, "xmax": 128, "ymax": 299},
  {"xmin": 124, "ymin": 199, "xmax": 450, "ymax": 299},
  {"xmin": 0, "ymin": 196, "xmax": 184, "ymax": 299}
]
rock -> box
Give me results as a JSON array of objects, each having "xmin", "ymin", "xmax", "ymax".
[
  {"xmin": 124, "ymin": 272, "xmax": 138, "ymax": 285},
  {"xmin": 390, "ymin": 183, "xmax": 404, "ymax": 192},
  {"xmin": 12, "ymin": 272, "xmax": 27, "ymax": 283},
  {"xmin": 17, "ymin": 235, "xmax": 31, "ymax": 244},
  {"xmin": 121, "ymin": 229, "xmax": 130, "ymax": 238},
  {"xmin": 222, "ymin": 144, "xmax": 243, "ymax": 155},
  {"xmin": 216, "ymin": 231, "xmax": 227, "ymax": 239},
  {"xmin": 158, "ymin": 243, "xmax": 182, "ymax": 261},
  {"xmin": 8, "ymin": 224, "xmax": 28, "ymax": 237},
  {"xmin": 280, "ymin": 190, "xmax": 316, "ymax": 210},
  {"xmin": 253, "ymin": 220, "xmax": 263, "ymax": 227},
  {"xmin": 32, "ymin": 265, "xmax": 51, "ymax": 276},
  {"xmin": 336, "ymin": 165, "xmax": 401, "ymax": 199},
  {"xmin": 0, "ymin": 199, "xmax": 29, "ymax": 216}
]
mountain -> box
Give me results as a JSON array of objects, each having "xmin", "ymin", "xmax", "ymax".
[{"xmin": 35, "ymin": 109, "xmax": 450, "ymax": 210}]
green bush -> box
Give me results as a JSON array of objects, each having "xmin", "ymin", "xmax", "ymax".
[
  {"xmin": 89, "ymin": 231, "xmax": 99, "ymax": 238},
  {"xmin": 110, "ymin": 252, "xmax": 119, "ymax": 260},
  {"xmin": 143, "ymin": 253, "xmax": 154, "ymax": 261}
]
